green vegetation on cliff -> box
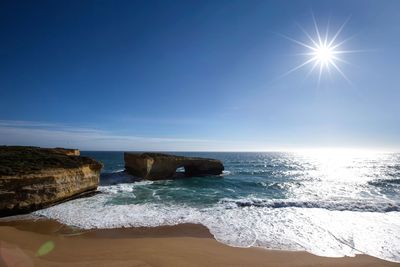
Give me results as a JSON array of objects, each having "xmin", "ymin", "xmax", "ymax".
[{"xmin": 0, "ymin": 146, "xmax": 102, "ymax": 176}]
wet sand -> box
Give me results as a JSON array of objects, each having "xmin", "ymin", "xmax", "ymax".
[{"xmin": 0, "ymin": 218, "xmax": 398, "ymax": 267}]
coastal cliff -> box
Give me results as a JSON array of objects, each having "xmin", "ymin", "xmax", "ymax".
[
  {"xmin": 0, "ymin": 146, "xmax": 102, "ymax": 216},
  {"xmin": 124, "ymin": 152, "xmax": 224, "ymax": 180}
]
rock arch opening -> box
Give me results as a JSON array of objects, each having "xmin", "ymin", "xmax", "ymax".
[{"xmin": 174, "ymin": 166, "xmax": 186, "ymax": 178}]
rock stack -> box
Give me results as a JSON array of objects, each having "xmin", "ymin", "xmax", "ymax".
[{"xmin": 124, "ymin": 152, "xmax": 224, "ymax": 180}]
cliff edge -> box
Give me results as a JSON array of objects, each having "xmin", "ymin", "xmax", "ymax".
[{"xmin": 0, "ymin": 146, "xmax": 102, "ymax": 217}]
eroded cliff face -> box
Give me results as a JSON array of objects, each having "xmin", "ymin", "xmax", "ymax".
[
  {"xmin": 0, "ymin": 146, "xmax": 102, "ymax": 216},
  {"xmin": 124, "ymin": 152, "xmax": 224, "ymax": 180}
]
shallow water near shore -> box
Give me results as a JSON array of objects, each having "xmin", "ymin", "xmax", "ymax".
[{"xmin": 34, "ymin": 151, "xmax": 400, "ymax": 262}]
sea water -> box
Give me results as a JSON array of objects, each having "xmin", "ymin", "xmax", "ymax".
[{"xmin": 35, "ymin": 151, "xmax": 400, "ymax": 262}]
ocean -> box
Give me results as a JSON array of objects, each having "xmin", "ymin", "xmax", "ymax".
[{"xmin": 35, "ymin": 151, "xmax": 400, "ymax": 262}]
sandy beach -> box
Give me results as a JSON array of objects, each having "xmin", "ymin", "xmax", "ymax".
[
  {"xmin": 2, "ymin": 0, "xmax": 400, "ymax": 265},
  {"xmin": 0, "ymin": 218, "xmax": 398, "ymax": 267}
]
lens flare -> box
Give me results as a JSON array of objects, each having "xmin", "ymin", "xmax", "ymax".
[
  {"xmin": 280, "ymin": 15, "xmax": 360, "ymax": 83},
  {"xmin": 35, "ymin": 241, "xmax": 55, "ymax": 257}
]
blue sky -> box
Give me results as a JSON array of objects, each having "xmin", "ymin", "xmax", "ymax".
[{"xmin": 1, "ymin": 0, "xmax": 399, "ymax": 151}]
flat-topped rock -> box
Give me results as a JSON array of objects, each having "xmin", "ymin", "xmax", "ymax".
[
  {"xmin": 124, "ymin": 152, "xmax": 224, "ymax": 180},
  {"xmin": 0, "ymin": 146, "xmax": 102, "ymax": 217}
]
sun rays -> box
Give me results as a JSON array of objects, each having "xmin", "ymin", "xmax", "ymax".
[{"xmin": 280, "ymin": 15, "xmax": 359, "ymax": 84}]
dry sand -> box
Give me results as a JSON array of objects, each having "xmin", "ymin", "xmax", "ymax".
[{"xmin": 0, "ymin": 218, "xmax": 398, "ymax": 267}]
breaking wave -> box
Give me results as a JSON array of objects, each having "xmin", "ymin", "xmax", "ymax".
[{"xmin": 219, "ymin": 198, "xmax": 400, "ymax": 212}]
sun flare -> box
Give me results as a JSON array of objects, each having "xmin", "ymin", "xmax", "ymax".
[
  {"xmin": 314, "ymin": 45, "xmax": 334, "ymax": 65},
  {"xmin": 281, "ymin": 15, "xmax": 358, "ymax": 83}
]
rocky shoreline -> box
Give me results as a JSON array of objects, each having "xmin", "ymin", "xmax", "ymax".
[
  {"xmin": 0, "ymin": 146, "xmax": 102, "ymax": 216},
  {"xmin": 0, "ymin": 147, "xmax": 225, "ymax": 217}
]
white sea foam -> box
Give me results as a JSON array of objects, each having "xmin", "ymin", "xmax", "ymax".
[
  {"xmin": 221, "ymin": 170, "xmax": 231, "ymax": 176},
  {"xmin": 98, "ymin": 181, "xmax": 154, "ymax": 194},
  {"xmin": 219, "ymin": 197, "xmax": 400, "ymax": 212},
  {"xmin": 35, "ymin": 192, "xmax": 400, "ymax": 263}
]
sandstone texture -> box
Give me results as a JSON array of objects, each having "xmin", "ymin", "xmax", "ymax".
[
  {"xmin": 124, "ymin": 152, "xmax": 224, "ymax": 180},
  {"xmin": 0, "ymin": 146, "xmax": 102, "ymax": 216}
]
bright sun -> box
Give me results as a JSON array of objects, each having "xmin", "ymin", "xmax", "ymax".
[
  {"xmin": 281, "ymin": 15, "xmax": 357, "ymax": 83},
  {"xmin": 314, "ymin": 45, "xmax": 334, "ymax": 65}
]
